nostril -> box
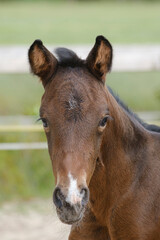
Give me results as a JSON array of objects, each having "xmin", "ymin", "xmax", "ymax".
[
  {"xmin": 53, "ymin": 187, "xmax": 63, "ymax": 209},
  {"xmin": 80, "ymin": 187, "xmax": 89, "ymax": 206}
]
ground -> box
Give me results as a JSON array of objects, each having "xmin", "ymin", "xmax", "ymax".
[{"xmin": 0, "ymin": 199, "xmax": 70, "ymax": 240}]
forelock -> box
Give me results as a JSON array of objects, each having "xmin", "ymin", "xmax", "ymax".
[{"xmin": 55, "ymin": 48, "xmax": 85, "ymax": 68}]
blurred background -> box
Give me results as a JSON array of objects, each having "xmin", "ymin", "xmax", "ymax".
[{"xmin": 0, "ymin": 0, "xmax": 160, "ymax": 239}]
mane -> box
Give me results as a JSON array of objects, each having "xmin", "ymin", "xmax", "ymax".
[
  {"xmin": 55, "ymin": 48, "xmax": 85, "ymax": 68},
  {"xmin": 108, "ymin": 87, "xmax": 160, "ymax": 133}
]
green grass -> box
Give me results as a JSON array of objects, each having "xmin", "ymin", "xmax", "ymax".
[
  {"xmin": 0, "ymin": 74, "xmax": 43, "ymax": 115},
  {"xmin": 0, "ymin": 149, "xmax": 54, "ymax": 202},
  {"xmin": 0, "ymin": 72, "xmax": 159, "ymax": 116},
  {"xmin": 0, "ymin": 1, "xmax": 160, "ymax": 44},
  {"xmin": 0, "ymin": 131, "xmax": 54, "ymax": 203},
  {"xmin": 108, "ymin": 72, "xmax": 160, "ymax": 111}
]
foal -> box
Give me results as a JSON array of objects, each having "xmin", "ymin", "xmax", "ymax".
[{"xmin": 29, "ymin": 36, "xmax": 160, "ymax": 240}]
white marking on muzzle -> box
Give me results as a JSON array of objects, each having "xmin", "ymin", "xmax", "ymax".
[{"xmin": 66, "ymin": 173, "xmax": 82, "ymax": 205}]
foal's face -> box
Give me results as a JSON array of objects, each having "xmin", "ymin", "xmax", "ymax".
[
  {"xmin": 40, "ymin": 69, "xmax": 108, "ymax": 223},
  {"xmin": 29, "ymin": 36, "xmax": 112, "ymax": 224}
]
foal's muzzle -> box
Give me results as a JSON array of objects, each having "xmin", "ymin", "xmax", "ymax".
[{"xmin": 53, "ymin": 186, "xmax": 89, "ymax": 224}]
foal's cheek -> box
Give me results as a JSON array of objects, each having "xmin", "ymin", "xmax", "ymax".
[
  {"xmin": 85, "ymin": 155, "xmax": 97, "ymax": 186},
  {"xmin": 86, "ymin": 137, "xmax": 103, "ymax": 184}
]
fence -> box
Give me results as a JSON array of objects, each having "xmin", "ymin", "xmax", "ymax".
[{"xmin": 1, "ymin": 45, "xmax": 160, "ymax": 73}]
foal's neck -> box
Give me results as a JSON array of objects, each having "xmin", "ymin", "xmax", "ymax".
[
  {"xmin": 102, "ymin": 89, "xmax": 149, "ymax": 187},
  {"xmin": 89, "ymin": 89, "xmax": 149, "ymax": 224}
]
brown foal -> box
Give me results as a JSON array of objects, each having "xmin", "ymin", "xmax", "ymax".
[{"xmin": 28, "ymin": 36, "xmax": 160, "ymax": 240}]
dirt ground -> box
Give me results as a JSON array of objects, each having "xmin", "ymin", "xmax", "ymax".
[{"xmin": 0, "ymin": 199, "xmax": 71, "ymax": 240}]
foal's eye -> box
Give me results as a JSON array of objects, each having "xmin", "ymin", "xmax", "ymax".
[
  {"xmin": 100, "ymin": 116, "xmax": 108, "ymax": 127},
  {"xmin": 99, "ymin": 116, "xmax": 109, "ymax": 127},
  {"xmin": 41, "ymin": 118, "xmax": 48, "ymax": 128},
  {"xmin": 98, "ymin": 115, "xmax": 110, "ymax": 133},
  {"xmin": 38, "ymin": 117, "xmax": 48, "ymax": 128}
]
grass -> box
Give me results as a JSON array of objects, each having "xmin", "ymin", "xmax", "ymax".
[
  {"xmin": 0, "ymin": 149, "xmax": 54, "ymax": 203},
  {"xmin": 0, "ymin": 131, "xmax": 54, "ymax": 203},
  {"xmin": 0, "ymin": 74, "xmax": 43, "ymax": 115},
  {"xmin": 0, "ymin": 1, "xmax": 160, "ymax": 44},
  {"xmin": 0, "ymin": 72, "xmax": 159, "ymax": 116},
  {"xmin": 107, "ymin": 72, "xmax": 160, "ymax": 111}
]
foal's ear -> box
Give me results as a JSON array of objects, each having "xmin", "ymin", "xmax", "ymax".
[
  {"xmin": 28, "ymin": 40, "xmax": 57, "ymax": 87},
  {"xmin": 86, "ymin": 36, "xmax": 113, "ymax": 83}
]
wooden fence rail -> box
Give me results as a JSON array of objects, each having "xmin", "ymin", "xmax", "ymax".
[
  {"xmin": 1, "ymin": 45, "xmax": 160, "ymax": 73},
  {"xmin": 0, "ymin": 142, "xmax": 47, "ymax": 151}
]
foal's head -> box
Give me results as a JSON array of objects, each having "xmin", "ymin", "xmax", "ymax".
[{"xmin": 29, "ymin": 36, "xmax": 112, "ymax": 224}]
